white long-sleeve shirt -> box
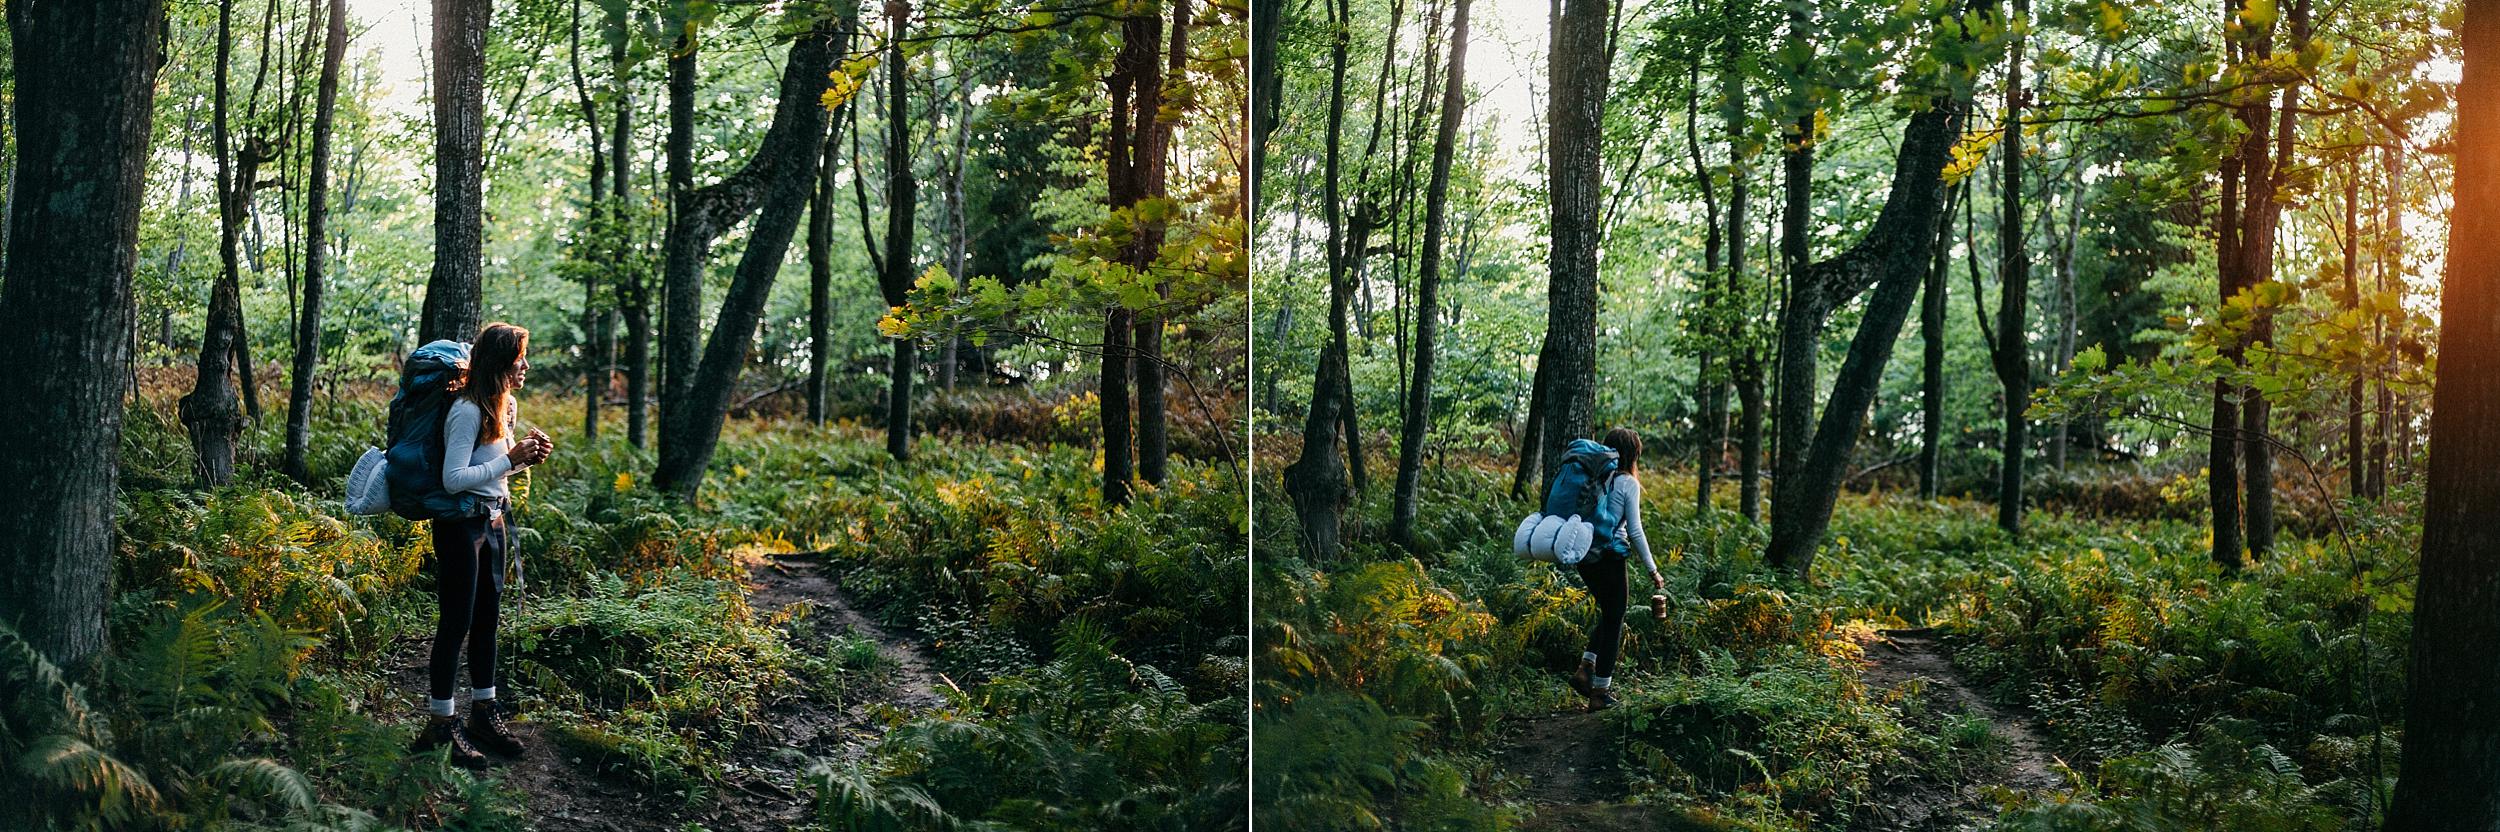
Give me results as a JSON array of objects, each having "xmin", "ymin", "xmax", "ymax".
[
  {"xmin": 1607, "ymin": 473, "xmax": 1657, "ymax": 575},
  {"xmin": 442, "ymin": 397, "xmax": 524, "ymax": 498}
]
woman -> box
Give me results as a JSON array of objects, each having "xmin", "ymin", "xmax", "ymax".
[
  {"xmin": 1571, "ymin": 427, "xmax": 1665, "ymax": 711},
  {"xmin": 411, "ymin": 323, "xmax": 554, "ymax": 768}
]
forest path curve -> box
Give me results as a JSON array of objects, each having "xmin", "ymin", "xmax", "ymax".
[
  {"xmin": 471, "ymin": 550, "xmax": 950, "ymax": 831},
  {"xmin": 1852, "ymin": 627, "xmax": 2064, "ymax": 829}
]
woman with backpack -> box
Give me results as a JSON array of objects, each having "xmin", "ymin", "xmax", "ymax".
[
  {"xmin": 411, "ymin": 322, "xmax": 554, "ymax": 768},
  {"xmin": 1570, "ymin": 427, "xmax": 1665, "ymax": 711}
]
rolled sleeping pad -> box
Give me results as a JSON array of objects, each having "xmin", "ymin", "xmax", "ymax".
[
  {"xmin": 1554, "ymin": 516, "xmax": 1596, "ymax": 565},
  {"xmin": 1529, "ymin": 514, "xmax": 1567, "ymax": 560},
  {"xmin": 1513, "ymin": 513, "xmax": 1544, "ymax": 558}
]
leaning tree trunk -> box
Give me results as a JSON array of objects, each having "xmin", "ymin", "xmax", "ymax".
[
  {"xmin": 2387, "ymin": 0, "xmax": 2500, "ymax": 822},
  {"xmin": 421, "ymin": 0, "xmax": 490, "ymax": 344},
  {"xmin": 1763, "ymin": 97, "xmax": 1970, "ymax": 578},
  {"xmin": 284, "ymin": 0, "xmax": 346, "ymax": 485},
  {"xmin": 1539, "ymin": 0, "xmax": 1612, "ymax": 484},
  {"xmin": 650, "ymin": 21, "xmax": 840, "ymax": 500},
  {"xmin": 1392, "ymin": 0, "xmax": 1471, "ymax": 551},
  {"xmin": 0, "ymin": 0, "xmax": 167, "ymax": 677},
  {"xmin": 184, "ymin": 0, "xmax": 251, "ymax": 488}
]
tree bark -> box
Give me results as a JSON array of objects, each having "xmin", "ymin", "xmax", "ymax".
[
  {"xmin": 1512, "ymin": 338, "xmax": 1549, "ymax": 500},
  {"xmin": 568, "ymin": 0, "xmax": 607, "ymax": 443},
  {"xmin": 2210, "ymin": 2, "xmax": 2248, "ymax": 571},
  {"xmin": 0, "ymin": 0, "xmax": 167, "ymax": 677},
  {"xmin": 652, "ymin": 20, "xmax": 840, "ymax": 500},
  {"xmin": 284, "ymin": 0, "xmax": 347, "ymax": 484},
  {"xmin": 421, "ymin": 0, "xmax": 491, "ymax": 344},
  {"xmin": 1540, "ymin": 0, "xmax": 1613, "ymax": 484},
  {"xmin": 2242, "ymin": 0, "xmax": 2305, "ymax": 558},
  {"xmin": 1392, "ymin": 0, "xmax": 1470, "ymax": 551},
  {"xmin": 609, "ymin": 0, "xmax": 646, "ymax": 447},
  {"xmin": 2387, "ymin": 0, "xmax": 2500, "ymax": 821}
]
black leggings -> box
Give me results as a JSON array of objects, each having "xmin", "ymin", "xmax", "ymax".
[
  {"xmin": 1576, "ymin": 553, "xmax": 1628, "ymax": 678},
  {"xmin": 428, "ymin": 510, "xmax": 507, "ymax": 702}
]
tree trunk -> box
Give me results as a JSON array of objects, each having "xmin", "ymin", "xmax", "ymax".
[
  {"xmin": 1762, "ymin": 96, "xmax": 1970, "ymax": 578},
  {"xmin": 2210, "ymin": 11, "xmax": 2247, "ymax": 571},
  {"xmin": 1392, "ymin": 0, "xmax": 1470, "ymax": 551},
  {"xmin": 1993, "ymin": 0, "xmax": 2029, "ymax": 537},
  {"xmin": 1512, "ymin": 339, "xmax": 1549, "ymax": 500},
  {"xmin": 284, "ymin": 0, "xmax": 346, "ymax": 485},
  {"xmin": 807, "ymin": 108, "xmax": 840, "ymax": 425},
  {"xmin": 650, "ymin": 20, "xmax": 840, "ymax": 500},
  {"xmin": 1770, "ymin": 0, "xmax": 1815, "ymax": 514},
  {"xmin": 421, "ymin": 0, "xmax": 490, "ymax": 344},
  {"xmin": 1286, "ymin": 0, "xmax": 1356, "ymax": 556},
  {"xmin": 880, "ymin": 5, "xmax": 917, "ymax": 463},
  {"xmin": 609, "ymin": 0, "xmax": 645, "ymax": 447},
  {"xmin": 1724, "ymin": 24, "xmax": 1759, "ymax": 522},
  {"xmin": 567, "ymin": 0, "xmax": 607, "ymax": 443},
  {"xmin": 185, "ymin": 0, "xmax": 252, "ymax": 488},
  {"xmin": 941, "ymin": 83, "xmax": 971, "ymax": 392},
  {"xmin": 1541, "ymin": 0, "xmax": 1613, "ymax": 484},
  {"xmin": 1134, "ymin": 0, "xmax": 1186, "ymax": 487},
  {"xmin": 0, "ymin": 0, "xmax": 167, "ymax": 677},
  {"xmin": 1920, "ymin": 183, "xmax": 1956, "ymax": 499},
  {"xmin": 2242, "ymin": 0, "xmax": 2305, "ymax": 558},
  {"xmin": 659, "ymin": 25, "xmax": 698, "ymax": 412},
  {"xmin": 2386, "ymin": 0, "xmax": 2500, "ymax": 820},
  {"xmin": 1685, "ymin": 52, "xmax": 1724, "ymax": 515}
]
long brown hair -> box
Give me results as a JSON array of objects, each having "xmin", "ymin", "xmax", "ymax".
[
  {"xmin": 461, "ymin": 323, "xmax": 529, "ymax": 444},
  {"xmin": 1603, "ymin": 427, "xmax": 1642, "ymax": 476}
]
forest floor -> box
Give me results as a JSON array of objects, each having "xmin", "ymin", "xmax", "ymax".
[
  {"xmin": 1499, "ymin": 628, "xmax": 2064, "ymax": 832},
  {"xmin": 391, "ymin": 551, "xmax": 949, "ymax": 831}
]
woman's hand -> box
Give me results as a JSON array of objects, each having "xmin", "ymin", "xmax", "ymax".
[
  {"xmin": 510, "ymin": 434, "xmax": 551, "ymax": 467},
  {"xmin": 1650, "ymin": 568, "xmax": 1667, "ymax": 592}
]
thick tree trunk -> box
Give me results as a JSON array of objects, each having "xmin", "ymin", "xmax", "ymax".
[
  {"xmin": 0, "ymin": 0, "xmax": 166, "ymax": 677},
  {"xmin": 1763, "ymin": 99, "xmax": 1969, "ymax": 578},
  {"xmin": 2211, "ymin": 33, "xmax": 2247, "ymax": 570},
  {"xmin": 880, "ymin": 6, "xmax": 917, "ymax": 463},
  {"xmin": 1540, "ymin": 0, "xmax": 1613, "ymax": 484},
  {"xmin": 284, "ymin": 0, "xmax": 346, "ymax": 485},
  {"xmin": 421, "ymin": 0, "xmax": 490, "ymax": 344},
  {"xmin": 2242, "ymin": 0, "xmax": 2306, "ymax": 558},
  {"xmin": 2387, "ymin": 0, "xmax": 2500, "ymax": 821},
  {"xmin": 659, "ymin": 30, "xmax": 698, "ymax": 412},
  {"xmin": 1392, "ymin": 0, "xmax": 1470, "ymax": 550},
  {"xmin": 1993, "ymin": 0, "xmax": 2029, "ymax": 537},
  {"xmin": 651, "ymin": 21, "xmax": 841, "ymax": 499},
  {"xmin": 1286, "ymin": 0, "xmax": 1356, "ymax": 555}
]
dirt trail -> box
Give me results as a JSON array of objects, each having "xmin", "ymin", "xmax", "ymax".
[
  {"xmin": 1498, "ymin": 629, "xmax": 2063, "ymax": 832},
  {"xmin": 1852, "ymin": 627, "xmax": 2064, "ymax": 830},
  {"xmin": 390, "ymin": 552, "xmax": 948, "ymax": 831}
]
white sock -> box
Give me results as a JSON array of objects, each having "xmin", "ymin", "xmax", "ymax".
[
  {"xmin": 428, "ymin": 697, "xmax": 456, "ymax": 717},
  {"xmin": 470, "ymin": 686, "xmax": 496, "ymax": 703},
  {"xmin": 1582, "ymin": 652, "xmax": 1598, "ymax": 665},
  {"xmin": 1592, "ymin": 676, "xmax": 1612, "ymax": 690}
]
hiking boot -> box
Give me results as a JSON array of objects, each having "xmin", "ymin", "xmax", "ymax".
[
  {"xmin": 1569, "ymin": 657, "xmax": 1596, "ymax": 698},
  {"xmin": 1586, "ymin": 686, "xmax": 1619, "ymax": 712},
  {"xmin": 411, "ymin": 714, "xmax": 489, "ymax": 769},
  {"xmin": 465, "ymin": 701, "xmax": 526, "ymax": 758}
]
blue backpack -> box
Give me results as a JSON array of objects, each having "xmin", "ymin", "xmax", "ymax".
[
  {"xmin": 384, "ymin": 340, "xmax": 479, "ymax": 521},
  {"xmin": 1542, "ymin": 438, "xmax": 1626, "ymax": 556}
]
